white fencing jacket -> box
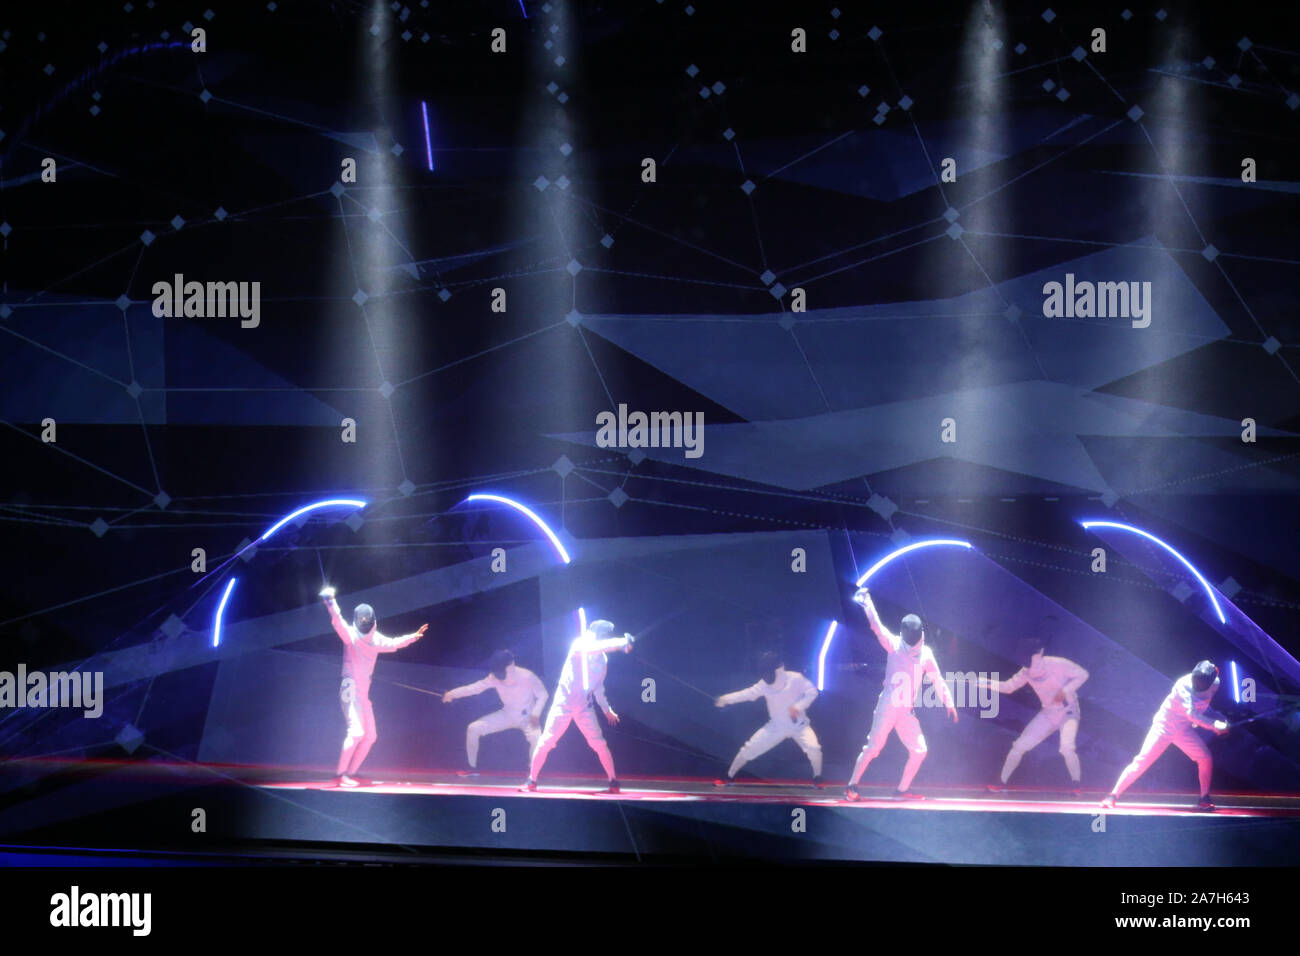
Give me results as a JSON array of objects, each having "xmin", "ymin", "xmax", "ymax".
[{"xmin": 718, "ymin": 668, "xmax": 818, "ymax": 722}]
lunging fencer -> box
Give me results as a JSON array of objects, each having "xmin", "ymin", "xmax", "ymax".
[
  {"xmin": 980, "ymin": 635, "xmax": 1089, "ymax": 790},
  {"xmin": 442, "ymin": 650, "xmax": 548, "ymax": 775},
  {"xmin": 846, "ymin": 587, "xmax": 958, "ymax": 801},
  {"xmin": 521, "ymin": 620, "xmax": 634, "ymax": 794},
  {"xmin": 714, "ymin": 651, "xmax": 824, "ymax": 787},
  {"xmin": 320, "ymin": 586, "xmax": 429, "ymax": 787},
  {"xmin": 1102, "ymin": 661, "xmax": 1229, "ymax": 811}
]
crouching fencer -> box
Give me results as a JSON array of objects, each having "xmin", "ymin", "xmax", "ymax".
[
  {"xmin": 442, "ymin": 650, "xmax": 548, "ymax": 775},
  {"xmin": 846, "ymin": 587, "xmax": 958, "ymax": 801},
  {"xmin": 320, "ymin": 586, "xmax": 429, "ymax": 788},
  {"xmin": 521, "ymin": 620, "xmax": 634, "ymax": 794},
  {"xmin": 714, "ymin": 651, "xmax": 824, "ymax": 787},
  {"xmin": 980, "ymin": 636, "xmax": 1089, "ymax": 791},
  {"xmin": 1102, "ymin": 661, "xmax": 1229, "ymax": 811}
]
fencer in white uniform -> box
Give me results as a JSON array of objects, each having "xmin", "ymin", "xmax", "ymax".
[
  {"xmin": 981, "ymin": 637, "xmax": 1089, "ymax": 789},
  {"xmin": 714, "ymin": 651, "xmax": 824, "ymax": 787},
  {"xmin": 846, "ymin": 588, "xmax": 958, "ymax": 800},
  {"xmin": 320, "ymin": 587, "xmax": 428, "ymax": 787},
  {"xmin": 442, "ymin": 650, "xmax": 548, "ymax": 775},
  {"xmin": 521, "ymin": 620, "xmax": 634, "ymax": 794},
  {"xmin": 1102, "ymin": 661, "xmax": 1229, "ymax": 811}
]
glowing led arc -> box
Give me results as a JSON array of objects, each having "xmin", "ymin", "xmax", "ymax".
[
  {"xmin": 421, "ymin": 101, "xmax": 433, "ymax": 171},
  {"xmin": 215, "ymin": 498, "xmax": 366, "ymax": 650},
  {"xmin": 1080, "ymin": 520, "xmax": 1226, "ymax": 624},
  {"xmin": 821, "ymin": 539, "xmax": 974, "ymax": 688},
  {"xmin": 212, "ymin": 578, "xmax": 238, "ymax": 648},
  {"xmin": 259, "ymin": 499, "xmax": 368, "ymax": 541},
  {"xmin": 463, "ymin": 493, "xmax": 571, "ymax": 564},
  {"xmin": 816, "ymin": 620, "xmax": 838, "ymax": 691},
  {"xmin": 854, "ymin": 539, "xmax": 974, "ymax": 587},
  {"xmin": 1230, "ymin": 660, "xmax": 1241, "ymax": 704}
]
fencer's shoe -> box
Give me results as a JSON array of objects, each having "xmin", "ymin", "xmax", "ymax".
[
  {"xmin": 895, "ymin": 790, "xmax": 925, "ymax": 801},
  {"xmin": 713, "ymin": 777, "xmax": 733, "ymax": 787},
  {"xmin": 338, "ymin": 775, "xmax": 361, "ymax": 788},
  {"xmin": 518, "ymin": 779, "xmax": 537, "ymax": 792},
  {"xmin": 605, "ymin": 779, "xmax": 621, "ymax": 794},
  {"xmin": 985, "ymin": 783, "xmax": 1007, "ymax": 793},
  {"xmin": 844, "ymin": 787, "xmax": 861, "ymax": 802},
  {"xmin": 456, "ymin": 769, "xmax": 481, "ymax": 777},
  {"xmin": 812, "ymin": 776, "xmax": 826, "ymax": 789},
  {"xmin": 1196, "ymin": 797, "xmax": 1217, "ymax": 812},
  {"xmin": 1100, "ymin": 794, "xmax": 1117, "ymax": 809}
]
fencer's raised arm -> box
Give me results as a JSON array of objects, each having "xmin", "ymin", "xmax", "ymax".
[
  {"xmin": 586, "ymin": 636, "xmax": 633, "ymax": 654},
  {"xmin": 855, "ymin": 589, "xmax": 898, "ymax": 653},
  {"xmin": 716, "ymin": 681, "xmax": 765, "ymax": 707},
  {"xmin": 980, "ymin": 668, "xmax": 1029, "ymax": 695},
  {"xmin": 528, "ymin": 670, "xmax": 549, "ymax": 719},
  {"xmin": 370, "ymin": 625, "xmax": 427, "ymax": 652},
  {"xmin": 443, "ymin": 677, "xmax": 491, "ymax": 703},
  {"xmin": 322, "ymin": 593, "xmax": 352, "ymax": 644}
]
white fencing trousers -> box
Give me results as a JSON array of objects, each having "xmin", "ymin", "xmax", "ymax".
[
  {"xmin": 466, "ymin": 709, "xmax": 540, "ymax": 767},
  {"xmin": 1000, "ymin": 706, "xmax": 1081, "ymax": 783},
  {"xmin": 1112, "ymin": 724, "xmax": 1213, "ymax": 797},
  {"xmin": 727, "ymin": 719, "xmax": 823, "ymax": 777},
  {"xmin": 528, "ymin": 705, "xmax": 616, "ymax": 780},
  {"xmin": 850, "ymin": 697, "xmax": 928, "ymax": 791},
  {"xmin": 337, "ymin": 677, "xmax": 377, "ymax": 776}
]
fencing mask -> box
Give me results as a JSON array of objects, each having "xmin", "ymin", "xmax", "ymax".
[
  {"xmin": 899, "ymin": 614, "xmax": 924, "ymax": 647},
  {"xmin": 1191, "ymin": 660, "xmax": 1220, "ymax": 695},
  {"xmin": 758, "ymin": 651, "xmax": 783, "ymax": 685},
  {"xmin": 489, "ymin": 650, "xmax": 514, "ymax": 681}
]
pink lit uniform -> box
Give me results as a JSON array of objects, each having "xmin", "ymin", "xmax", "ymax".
[
  {"xmin": 325, "ymin": 595, "xmax": 422, "ymax": 776},
  {"xmin": 528, "ymin": 631, "xmax": 632, "ymax": 782}
]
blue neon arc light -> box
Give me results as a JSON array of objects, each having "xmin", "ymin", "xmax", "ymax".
[
  {"xmin": 818, "ymin": 538, "xmax": 973, "ymax": 688},
  {"xmin": 462, "ymin": 493, "xmax": 572, "ymax": 564},
  {"xmin": 212, "ymin": 578, "xmax": 238, "ymax": 648},
  {"xmin": 854, "ymin": 539, "xmax": 974, "ymax": 587},
  {"xmin": 215, "ymin": 498, "xmax": 367, "ymax": 648},
  {"xmin": 1080, "ymin": 520, "xmax": 1226, "ymax": 624},
  {"xmin": 421, "ymin": 101, "xmax": 433, "ymax": 171},
  {"xmin": 1230, "ymin": 660, "xmax": 1241, "ymax": 704},
  {"xmin": 816, "ymin": 620, "xmax": 838, "ymax": 691},
  {"xmin": 260, "ymin": 499, "xmax": 368, "ymax": 541}
]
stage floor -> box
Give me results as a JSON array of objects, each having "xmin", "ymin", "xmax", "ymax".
[
  {"xmin": 260, "ymin": 771, "xmax": 1300, "ymax": 818},
  {"xmin": 5, "ymin": 759, "xmax": 1300, "ymax": 865}
]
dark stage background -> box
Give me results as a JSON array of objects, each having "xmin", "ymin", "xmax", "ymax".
[{"xmin": 0, "ymin": 0, "xmax": 1298, "ymax": 857}]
